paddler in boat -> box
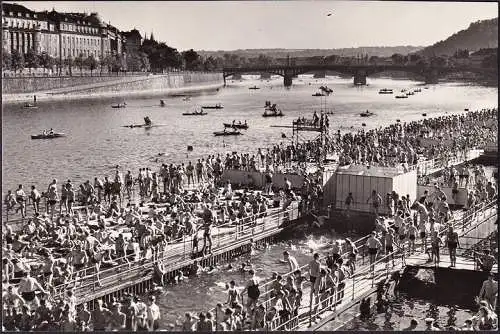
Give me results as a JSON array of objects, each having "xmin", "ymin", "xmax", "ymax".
[
  {"xmin": 232, "ymin": 120, "xmax": 236, "ymax": 126},
  {"xmin": 49, "ymin": 128, "xmax": 54, "ymax": 135},
  {"xmin": 42, "ymin": 129, "xmax": 47, "ymax": 136}
]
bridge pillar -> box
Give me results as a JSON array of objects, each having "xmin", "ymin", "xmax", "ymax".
[{"xmin": 283, "ymin": 69, "xmax": 294, "ymax": 87}]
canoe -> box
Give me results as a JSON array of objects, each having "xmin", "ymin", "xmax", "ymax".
[
  {"xmin": 262, "ymin": 113, "xmax": 284, "ymax": 117},
  {"xmin": 223, "ymin": 123, "xmax": 249, "ymax": 129},
  {"xmin": 214, "ymin": 131, "xmax": 242, "ymax": 136},
  {"xmin": 23, "ymin": 104, "xmax": 38, "ymax": 109},
  {"xmin": 31, "ymin": 133, "xmax": 65, "ymax": 140},
  {"xmin": 312, "ymin": 93, "xmax": 325, "ymax": 96},
  {"xmin": 122, "ymin": 124, "xmax": 166, "ymax": 128},
  {"xmin": 360, "ymin": 112, "xmax": 374, "ymax": 117},
  {"xmin": 182, "ymin": 112, "xmax": 207, "ymax": 116},
  {"xmin": 202, "ymin": 105, "xmax": 224, "ymax": 109},
  {"xmin": 249, "ymin": 86, "xmax": 260, "ymax": 90},
  {"xmin": 112, "ymin": 104, "xmax": 126, "ymax": 108}
]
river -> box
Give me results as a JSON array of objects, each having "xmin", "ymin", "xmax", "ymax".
[{"xmin": 2, "ymin": 75, "xmax": 497, "ymax": 194}]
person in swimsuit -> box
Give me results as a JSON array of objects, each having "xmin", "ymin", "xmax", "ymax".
[
  {"xmin": 14, "ymin": 184, "xmax": 27, "ymax": 219},
  {"xmin": 384, "ymin": 228, "xmax": 396, "ymax": 267},
  {"xmin": 282, "ymin": 251, "xmax": 299, "ymax": 273},
  {"xmin": 430, "ymin": 230, "xmax": 443, "ymax": 265},
  {"xmin": 366, "ymin": 232, "xmax": 382, "ymax": 272},
  {"xmin": 445, "ymin": 226, "xmax": 460, "ymax": 267},
  {"xmin": 17, "ymin": 271, "xmax": 48, "ymax": 309},
  {"xmin": 407, "ymin": 222, "xmax": 418, "ymax": 255},
  {"xmin": 367, "ymin": 190, "xmax": 383, "ymax": 218}
]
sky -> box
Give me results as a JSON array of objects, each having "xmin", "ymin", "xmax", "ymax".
[{"xmin": 8, "ymin": 1, "xmax": 498, "ymax": 51}]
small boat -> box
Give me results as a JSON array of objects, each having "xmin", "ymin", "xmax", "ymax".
[
  {"xmin": 263, "ymin": 112, "xmax": 284, "ymax": 117},
  {"xmin": 312, "ymin": 92, "xmax": 325, "ymax": 97},
  {"xmin": 182, "ymin": 97, "xmax": 191, "ymax": 101},
  {"xmin": 31, "ymin": 132, "xmax": 65, "ymax": 140},
  {"xmin": 112, "ymin": 103, "xmax": 127, "ymax": 108},
  {"xmin": 378, "ymin": 88, "xmax": 393, "ymax": 94},
  {"xmin": 23, "ymin": 103, "xmax": 38, "ymax": 109},
  {"xmin": 182, "ymin": 110, "xmax": 207, "ymax": 116},
  {"xmin": 414, "ymin": 88, "xmax": 422, "ymax": 93},
  {"xmin": 202, "ymin": 104, "xmax": 223, "ymax": 109},
  {"xmin": 422, "ymin": 113, "xmax": 427, "ymax": 117},
  {"xmin": 464, "ymin": 108, "xmax": 469, "ymax": 111},
  {"xmin": 360, "ymin": 111, "xmax": 374, "ymax": 117},
  {"xmin": 223, "ymin": 122, "xmax": 249, "ymax": 129},
  {"xmin": 160, "ymin": 100, "xmax": 166, "ymax": 107},
  {"xmin": 214, "ymin": 130, "xmax": 242, "ymax": 136},
  {"xmin": 395, "ymin": 95, "xmax": 408, "ymax": 99},
  {"xmin": 361, "ymin": 123, "xmax": 366, "ymax": 127},
  {"xmin": 249, "ymin": 86, "xmax": 260, "ymax": 90},
  {"xmin": 406, "ymin": 91, "xmax": 414, "ymax": 96},
  {"xmin": 319, "ymin": 86, "xmax": 333, "ymax": 94}
]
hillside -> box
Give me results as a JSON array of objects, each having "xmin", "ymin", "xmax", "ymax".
[
  {"xmin": 419, "ymin": 17, "xmax": 498, "ymax": 57},
  {"xmin": 198, "ymin": 46, "xmax": 423, "ymax": 59}
]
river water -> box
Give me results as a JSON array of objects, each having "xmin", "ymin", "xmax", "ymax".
[
  {"xmin": 2, "ymin": 75, "xmax": 497, "ymax": 329},
  {"xmin": 2, "ymin": 75, "xmax": 497, "ymax": 193}
]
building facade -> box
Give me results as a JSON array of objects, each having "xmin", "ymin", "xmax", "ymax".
[{"xmin": 2, "ymin": 3, "xmax": 125, "ymax": 62}]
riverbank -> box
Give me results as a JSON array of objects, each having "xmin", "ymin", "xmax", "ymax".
[{"xmin": 2, "ymin": 72, "xmax": 224, "ymax": 104}]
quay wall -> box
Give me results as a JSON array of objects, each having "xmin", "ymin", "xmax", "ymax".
[
  {"xmin": 221, "ymin": 169, "xmax": 306, "ymax": 189},
  {"xmin": 2, "ymin": 72, "xmax": 224, "ymax": 96}
]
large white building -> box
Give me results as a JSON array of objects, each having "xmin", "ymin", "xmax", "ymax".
[{"xmin": 2, "ymin": 3, "xmax": 125, "ymax": 61}]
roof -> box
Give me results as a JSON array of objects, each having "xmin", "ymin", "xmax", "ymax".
[
  {"xmin": 335, "ymin": 164, "xmax": 411, "ymax": 178},
  {"xmin": 122, "ymin": 29, "xmax": 142, "ymax": 39},
  {"xmin": 2, "ymin": 3, "xmax": 34, "ymax": 15}
]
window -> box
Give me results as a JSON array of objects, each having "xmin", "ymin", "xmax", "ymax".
[
  {"xmin": 17, "ymin": 12, "xmax": 21, "ymax": 17},
  {"xmin": 26, "ymin": 13, "xmax": 30, "ymax": 18},
  {"xmin": 33, "ymin": 14, "xmax": 37, "ymax": 18}
]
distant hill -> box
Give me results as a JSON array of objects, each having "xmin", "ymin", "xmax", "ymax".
[
  {"xmin": 419, "ymin": 17, "xmax": 498, "ymax": 57},
  {"xmin": 198, "ymin": 46, "xmax": 424, "ymax": 59}
]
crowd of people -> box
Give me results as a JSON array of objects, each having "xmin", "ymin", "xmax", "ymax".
[
  {"xmin": 2, "ymin": 108, "xmax": 497, "ymax": 331},
  {"xmin": 178, "ymin": 180, "xmax": 498, "ymax": 331}
]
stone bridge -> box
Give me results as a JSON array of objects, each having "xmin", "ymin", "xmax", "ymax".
[{"xmin": 223, "ymin": 64, "xmax": 496, "ymax": 86}]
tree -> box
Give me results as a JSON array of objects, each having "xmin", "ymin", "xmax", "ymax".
[
  {"xmin": 182, "ymin": 49, "xmax": 201, "ymax": 70},
  {"xmin": 25, "ymin": 48, "xmax": 39, "ymax": 73},
  {"xmin": 74, "ymin": 53, "xmax": 85, "ymax": 75},
  {"xmin": 2, "ymin": 48, "xmax": 11, "ymax": 71},
  {"xmin": 100, "ymin": 54, "xmax": 113, "ymax": 73},
  {"xmin": 11, "ymin": 50, "xmax": 25, "ymax": 73},
  {"xmin": 38, "ymin": 52, "xmax": 55, "ymax": 74},
  {"xmin": 84, "ymin": 55, "xmax": 98, "ymax": 75},
  {"xmin": 139, "ymin": 52, "xmax": 150, "ymax": 72},
  {"xmin": 64, "ymin": 56, "xmax": 74, "ymax": 76},
  {"xmin": 126, "ymin": 54, "xmax": 141, "ymax": 72},
  {"xmin": 409, "ymin": 53, "xmax": 422, "ymax": 63},
  {"xmin": 368, "ymin": 55, "xmax": 380, "ymax": 65},
  {"xmin": 203, "ymin": 56, "xmax": 218, "ymax": 71},
  {"xmin": 55, "ymin": 57, "xmax": 63, "ymax": 75},
  {"xmin": 390, "ymin": 53, "xmax": 404, "ymax": 65}
]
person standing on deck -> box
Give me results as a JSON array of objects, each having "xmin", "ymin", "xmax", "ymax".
[
  {"xmin": 125, "ymin": 171, "xmax": 134, "ymax": 200},
  {"xmin": 46, "ymin": 179, "xmax": 58, "ymax": 221},
  {"xmin": 29, "ymin": 185, "xmax": 41, "ymax": 214},
  {"xmin": 186, "ymin": 161, "xmax": 194, "ymax": 185},
  {"xmin": 366, "ymin": 232, "xmax": 382, "ymax": 272},
  {"xmin": 479, "ymin": 273, "xmax": 498, "ymax": 310},
  {"xmin": 146, "ymin": 296, "xmax": 161, "ymax": 331},
  {"xmin": 445, "ymin": 225, "xmax": 460, "ymax": 268},
  {"xmin": 367, "ymin": 190, "xmax": 383, "ymax": 218},
  {"xmin": 344, "ymin": 192, "xmax": 354, "ymax": 220}
]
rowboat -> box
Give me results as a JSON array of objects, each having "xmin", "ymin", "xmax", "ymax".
[
  {"xmin": 263, "ymin": 112, "xmax": 284, "ymax": 117},
  {"xmin": 378, "ymin": 88, "xmax": 393, "ymax": 94},
  {"xmin": 360, "ymin": 111, "xmax": 374, "ymax": 117},
  {"xmin": 202, "ymin": 104, "xmax": 223, "ymax": 109},
  {"xmin": 395, "ymin": 95, "xmax": 408, "ymax": 99},
  {"xmin": 182, "ymin": 111, "xmax": 207, "ymax": 116},
  {"xmin": 112, "ymin": 103, "xmax": 127, "ymax": 108},
  {"xmin": 312, "ymin": 92, "xmax": 325, "ymax": 97},
  {"xmin": 31, "ymin": 132, "xmax": 66, "ymax": 140},
  {"xmin": 223, "ymin": 123, "xmax": 249, "ymax": 129},
  {"xmin": 249, "ymin": 86, "xmax": 260, "ymax": 90},
  {"xmin": 214, "ymin": 130, "xmax": 242, "ymax": 136},
  {"xmin": 23, "ymin": 103, "xmax": 38, "ymax": 109}
]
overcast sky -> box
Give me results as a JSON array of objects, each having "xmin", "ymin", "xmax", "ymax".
[{"xmin": 9, "ymin": 1, "xmax": 498, "ymax": 51}]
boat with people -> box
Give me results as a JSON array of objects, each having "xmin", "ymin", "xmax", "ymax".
[
  {"xmin": 111, "ymin": 102, "xmax": 127, "ymax": 108},
  {"xmin": 31, "ymin": 129, "xmax": 65, "ymax": 140},
  {"xmin": 395, "ymin": 94, "xmax": 408, "ymax": 99},
  {"xmin": 312, "ymin": 92, "xmax": 325, "ymax": 97},
  {"xmin": 223, "ymin": 121, "xmax": 249, "ymax": 130},
  {"xmin": 319, "ymin": 85, "xmax": 333, "ymax": 94},
  {"xmin": 201, "ymin": 103, "xmax": 223, "ymax": 109},
  {"xmin": 378, "ymin": 88, "xmax": 393, "ymax": 94},
  {"xmin": 182, "ymin": 97, "xmax": 191, "ymax": 101},
  {"xmin": 123, "ymin": 116, "xmax": 159, "ymax": 128},
  {"xmin": 249, "ymin": 86, "xmax": 260, "ymax": 90},
  {"xmin": 213, "ymin": 129, "xmax": 242, "ymax": 136},
  {"xmin": 360, "ymin": 110, "xmax": 375, "ymax": 117},
  {"xmin": 23, "ymin": 102, "xmax": 38, "ymax": 109},
  {"xmin": 160, "ymin": 100, "xmax": 166, "ymax": 107},
  {"xmin": 414, "ymin": 88, "xmax": 422, "ymax": 93},
  {"xmin": 182, "ymin": 109, "xmax": 207, "ymax": 116},
  {"xmin": 263, "ymin": 102, "xmax": 284, "ymax": 117}
]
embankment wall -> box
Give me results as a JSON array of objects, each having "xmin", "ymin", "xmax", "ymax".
[{"xmin": 2, "ymin": 72, "xmax": 223, "ymax": 95}]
